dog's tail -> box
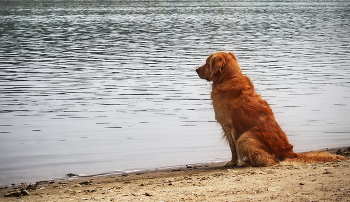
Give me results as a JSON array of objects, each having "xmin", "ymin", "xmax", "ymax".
[{"xmin": 282, "ymin": 151, "xmax": 346, "ymax": 165}]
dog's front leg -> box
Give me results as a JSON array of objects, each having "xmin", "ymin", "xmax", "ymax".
[{"xmin": 224, "ymin": 129, "xmax": 238, "ymax": 166}]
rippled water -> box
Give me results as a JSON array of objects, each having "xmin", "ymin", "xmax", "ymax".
[{"xmin": 1, "ymin": 0, "xmax": 350, "ymax": 185}]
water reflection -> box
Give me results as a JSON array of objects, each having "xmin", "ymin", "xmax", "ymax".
[{"xmin": 0, "ymin": 0, "xmax": 349, "ymax": 185}]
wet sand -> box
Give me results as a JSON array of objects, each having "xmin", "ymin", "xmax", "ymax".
[{"xmin": 1, "ymin": 147, "xmax": 349, "ymax": 202}]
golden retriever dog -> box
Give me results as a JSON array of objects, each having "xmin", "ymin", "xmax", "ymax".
[{"xmin": 196, "ymin": 52, "xmax": 345, "ymax": 167}]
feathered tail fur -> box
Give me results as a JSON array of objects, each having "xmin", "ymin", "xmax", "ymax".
[{"xmin": 281, "ymin": 151, "xmax": 346, "ymax": 165}]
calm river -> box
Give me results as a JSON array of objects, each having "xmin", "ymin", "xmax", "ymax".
[{"xmin": 0, "ymin": 0, "xmax": 349, "ymax": 185}]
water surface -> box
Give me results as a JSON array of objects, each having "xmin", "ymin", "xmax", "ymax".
[{"xmin": 0, "ymin": 0, "xmax": 349, "ymax": 185}]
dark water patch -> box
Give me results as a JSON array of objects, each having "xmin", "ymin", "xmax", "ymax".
[{"xmin": 105, "ymin": 126, "xmax": 122, "ymax": 129}]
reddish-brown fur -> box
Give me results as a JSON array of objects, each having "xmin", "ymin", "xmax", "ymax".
[{"xmin": 196, "ymin": 52, "xmax": 345, "ymax": 166}]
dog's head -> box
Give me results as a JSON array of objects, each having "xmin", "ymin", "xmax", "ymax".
[{"xmin": 196, "ymin": 52, "xmax": 242, "ymax": 84}]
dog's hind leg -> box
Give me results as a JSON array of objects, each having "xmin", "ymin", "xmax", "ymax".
[{"xmin": 236, "ymin": 131, "xmax": 278, "ymax": 167}]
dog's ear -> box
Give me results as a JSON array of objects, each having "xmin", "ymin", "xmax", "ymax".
[
  {"xmin": 228, "ymin": 52, "xmax": 242, "ymax": 75},
  {"xmin": 228, "ymin": 52, "xmax": 237, "ymax": 61},
  {"xmin": 209, "ymin": 54, "xmax": 226, "ymax": 77}
]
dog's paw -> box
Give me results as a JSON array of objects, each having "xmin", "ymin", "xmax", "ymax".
[
  {"xmin": 237, "ymin": 161, "xmax": 245, "ymax": 167},
  {"xmin": 237, "ymin": 157, "xmax": 248, "ymax": 167},
  {"xmin": 224, "ymin": 160, "xmax": 237, "ymax": 167}
]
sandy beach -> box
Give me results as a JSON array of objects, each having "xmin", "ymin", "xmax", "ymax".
[{"xmin": 1, "ymin": 147, "xmax": 349, "ymax": 202}]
